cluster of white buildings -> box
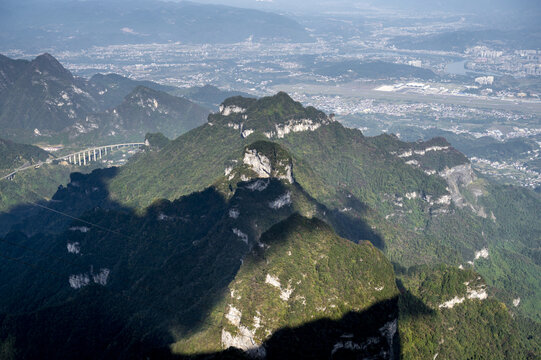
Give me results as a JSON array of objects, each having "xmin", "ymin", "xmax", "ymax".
[{"xmin": 465, "ymin": 46, "xmax": 541, "ymax": 77}]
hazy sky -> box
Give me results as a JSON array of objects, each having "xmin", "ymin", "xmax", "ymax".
[
  {"xmin": 185, "ymin": 0, "xmax": 540, "ymax": 13},
  {"xmin": 5, "ymin": 0, "xmax": 540, "ymax": 14}
]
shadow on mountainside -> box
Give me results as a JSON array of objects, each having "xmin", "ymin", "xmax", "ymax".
[
  {"xmin": 147, "ymin": 297, "xmax": 403, "ymax": 360},
  {"xmin": 0, "ymin": 168, "xmax": 393, "ymax": 358},
  {"xmin": 291, "ymin": 182, "xmax": 386, "ymax": 250},
  {"xmin": 0, "ymin": 168, "xmax": 240, "ymax": 358},
  {"xmin": 0, "ymin": 167, "xmax": 123, "ymax": 236}
]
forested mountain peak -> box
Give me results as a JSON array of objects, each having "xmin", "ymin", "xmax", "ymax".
[{"xmin": 210, "ymin": 92, "xmax": 334, "ymax": 139}]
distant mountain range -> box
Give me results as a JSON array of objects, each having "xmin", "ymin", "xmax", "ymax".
[
  {"xmin": 0, "ymin": 92, "xmax": 539, "ymax": 358},
  {"xmin": 0, "ymin": 0, "xmax": 313, "ymax": 52},
  {"xmin": 0, "ymin": 53, "xmax": 246, "ymax": 144},
  {"xmin": 0, "ymin": 53, "xmax": 100, "ymax": 134},
  {"xmin": 392, "ymin": 29, "xmax": 541, "ymax": 52},
  {"xmin": 84, "ymin": 86, "xmax": 210, "ymax": 141}
]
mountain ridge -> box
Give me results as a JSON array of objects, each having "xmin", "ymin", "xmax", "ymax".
[
  {"xmin": 0, "ymin": 88, "xmax": 539, "ymax": 357},
  {"xmin": 0, "ymin": 54, "xmax": 212, "ymax": 144},
  {"xmin": 105, "ymin": 92, "xmax": 540, "ymax": 325}
]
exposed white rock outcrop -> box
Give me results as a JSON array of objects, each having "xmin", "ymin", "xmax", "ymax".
[
  {"xmin": 474, "ymin": 248, "xmax": 489, "ymax": 260},
  {"xmin": 225, "ymin": 306, "xmax": 242, "ymax": 327},
  {"xmin": 398, "ymin": 146, "xmax": 449, "ymax": 158},
  {"xmin": 439, "ymin": 164, "xmax": 476, "ymax": 208},
  {"xmin": 398, "ymin": 150, "xmax": 413, "ymax": 158},
  {"xmin": 265, "ymin": 274, "xmax": 281, "ymax": 288},
  {"xmin": 243, "ymin": 148, "xmax": 294, "ymax": 184},
  {"xmin": 221, "ymin": 305, "xmax": 266, "ymax": 358},
  {"xmin": 278, "ymin": 163, "xmax": 294, "ymax": 184},
  {"xmin": 229, "ymin": 208, "xmax": 240, "ymax": 219},
  {"xmin": 92, "ymin": 268, "xmax": 110, "ymax": 286},
  {"xmin": 435, "ymin": 195, "xmax": 452, "ymax": 205},
  {"xmin": 439, "ymin": 283, "xmax": 488, "ymax": 309},
  {"xmin": 275, "ymin": 119, "xmax": 321, "ymax": 138},
  {"xmin": 513, "ymin": 298, "xmax": 521, "ymax": 307},
  {"xmin": 243, "ymin": 149, "xmax": 272, "ymax": 178},
  {"xmin": 439, "ymin": 296, "xmax": 465, "ymax": 309},
  {"xmin": 280, "ymin": 286, "xmax": 294, "ymax": 301},
  {"xmin": 220, "ymin": 105, "xmax": 246, "ymax": 116},
  {"xmin": 439, "ymin": 164, "xmax": 474, "ymax": 188},
  {"xmin": 405, "ymin": 192, "xmax": 418, "ymax": 200},
  {"xmin": 467, "ymin": 288, "xmax": 488, "ymax": 300},
  {"xmin": 136, "ymin": 96, "xmax": 160, "ymax": 110},
  {"xmin": 67, "ymin": 242, "xmax": 80, "ymax": 254},
  {"xmin": 269, "ymin": 192, "xmax": 292, "ymax": 209},
  {"xmin": 69, "ymin": 226, "xmax": 90, "ymax": 233},
  {"xmin": 71, "ymin": 85, "xmax": 89, "ymax": 96},
  {"xmin": 241, "ymin": 129, "xmax": 254, "ymax": 138},
  {"xmin": 230, "ymin": 288, "xmax": 242, "ymax": 300},
  {"xmin": 246, "ymin": 179, "xmax": 270, "ymax": 192},
  {"xmin": 416, "ymin": 146, "xmax": 449, "ymax": 155},
  {"xmin": 69, "ymin": 274, "xmax": 90, "ymax": 289},
  {"xmin": 265, "ymin": 274, "xmax": 294, "ymax": 301},
  {"xmin": 69, "ymin": 267, "xmax": 111, "ymax": 289},
  {"xmin": 233, "ymin": 228, "xmax": 249, "ymax": 244},
  {"xmin": 405, "ymin": 159, "xmax": 419, "ymax": 166}
]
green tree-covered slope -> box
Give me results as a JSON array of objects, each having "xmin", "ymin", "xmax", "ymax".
[
  {"xmin": 398, "ymin": 264, "xmax": 540, "ymax": 359},
  {"xmin": 0, "ymin": 138, "xmax": 51, "ymax": 175},
  {"xmin": 0, "ymin": 92, "xmax": 538, "ymax": 358},
  {"xmin": 106, "ymin": 93, "xmax": 540, "ymax": 324},
  {"xmin": 0, "ymin": 151, "xmax": 400, "ymax": 358}
]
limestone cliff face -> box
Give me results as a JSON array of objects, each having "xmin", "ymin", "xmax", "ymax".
[
  {"xmin": 439, "ymin": 163, "xmax": 475, "ymax": 207},
  {"xmin": 264, "ymin": 117, "xmax": 333, "ymax": 139},
  {"xmin": 390, "ymin": 135, "xmax": 489, "ymax": 217},
  {"xmin": 439, "ymin": 163, "xmax": 489, "ymax": 218},
  {"xmin": 242, "ymin": 141, "xmax": 294, "ymax": 184},
  {"xmin": 210, "ymin": 92, "xmax": 334, "ymax": 140},
  {"xmin": 219, "ymin": 104, "xmax": 247, "ymax": 116},
  {"xmin": 243, "ymin": 149, "xmax": 293, "ymax": 184}
]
